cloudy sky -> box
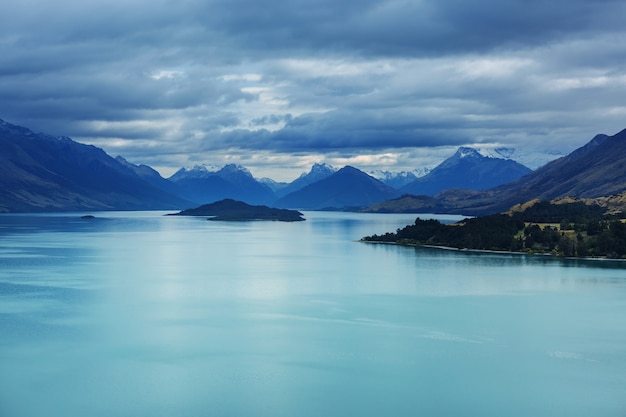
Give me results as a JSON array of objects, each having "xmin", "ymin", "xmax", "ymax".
[{"xmin": 2, "ymin": 0, "xmax": 625, "ymax": 181}]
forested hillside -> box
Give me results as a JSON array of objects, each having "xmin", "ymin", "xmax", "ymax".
[{"xmin": 362, "ymin": 201, "xmax": 626, "ymax": 258}]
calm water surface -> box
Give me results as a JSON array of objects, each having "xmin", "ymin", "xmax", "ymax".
[{"xmin": 1, "ymin": 211, "xmax": 625, "ymax": 416}]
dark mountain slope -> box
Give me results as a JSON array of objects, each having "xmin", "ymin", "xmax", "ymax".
[
  {"xmin": 168, "ymin": 164, "xmax": 276, "ymax": 205},
  {"xmin": 0, "ymin": 119, "xmax": 189, "ymax": 212},
  {"xmin": 401, "ymin": 147, "xmax": 531, "ymax": 195},
  {"xmin": 275, "ymin": 166, "xmax": 401, "ymax": 209},
  {"xmin": 275, "ymin": 163, "xmax": 336, "ymax": 198},
  {"xmin": 115, "ymin": 156, "xmax": 181, "ymax": 195},
  {"xmin": 460, "ymin": 130, "xmax": 626, "ymax": 211},
  {"xmin": 371, "ymin": 129, "xmax": 626, "ymax": 215},
  {"xmin": 172, "ymin": 175, "xmax": 247, "ymax": 205}
]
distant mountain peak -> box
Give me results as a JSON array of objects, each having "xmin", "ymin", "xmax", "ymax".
[
  {"xmin": 590, "ymin": 133, "xmax": 610, "ymax": 145},
  {"xmin": 439, "ymin": 128, "xmax": 626, "ymax": 214},
  {"xmin": 435, "ymin": 147, "xmax": 484, "ymax": 171},
  {"xmin": 368, "ymin": 168, "xmax": 431, "ymax": 189},
  {"xmin": 169, "ymin": 164, "xmax": 221, "ymax": 181},
  {"xmin": 453, "ymin": 146, "xmax": 527, "ymax": 161},
  {"xmin": 0, "ymin": 118, "xmax": 30, "ymax": 134},
  {"xmin": 0, "ymin": 119, "xmax": 189, "ymax": 212},
  {"xmin": 168, "ymin": 162, "xmax": 274, "ymax": 205},
  {"xmin": 565, "ymin": 133, "xmax": 610, "ymax": 161},
  {"xmin": 218, "ymin": 163, "xmax": 253, "ymax": 178},
  {"xmin": 401, "ymin": 145, "xmax": 532, "ymax": 196},
  {"xmin": 312, "ymin": 162, "xmax": 335, "ymax": 170},
  {"xmin": 337, "ymin": 165, "xmax": 361, "ymax": 174},
  {"xmin": 275, "ymin": 165, "xmax": 400, "ymax": 209},
  {"xmin": 297, "ymin": 162, "xmax": 335, "ymax": 179},
  {"xmin": 190, "ymin": 164, "xmax": 221, "ymax": 173},
  {"xmin": 455, "ymin": 147, "xmax": 482, "ymax": 158},
  {"xmin": 369, "ymin": 169, "xmax": 428, "ymax": 179},
  {"xmin": 275, "ymin": 162, "xmax": 337, "ymax": 198},
  {"xmin": 0, "ymin": 118, "xmax": 75, "ymax": 145}
]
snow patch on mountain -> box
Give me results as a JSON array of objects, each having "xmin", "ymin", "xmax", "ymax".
[
  {"xmin": 169, "ymin": 163, "xmax": 256, "ymax": 181},
  {"xmin": 444, "ymin": 146, "xmax": 564, "ymax": 169},
  {"xmin": 274, "ymin": 163, "xmax": 337, "ymax": 197},
  {"xmin": 368, "ymin": 168, "xmax": 432, "ymax": 189},
  {"xmin": 217, "ymin": 164, "xmax": 255, "ymax": 178},
  {"xmin": 464, "ymin": 145, "xmax": 564, "ymax": 169},
  {"xmin": 297, "ymin": 163, "xmax": 336, "ymax": 179},
  {"xmin": 168, "ymin": 164, "xmax": 221, "ymax": 181}
]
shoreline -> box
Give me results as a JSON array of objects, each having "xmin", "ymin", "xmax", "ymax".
[{"xmin": 358, "ymin": 239, "xmax": 626, "ymax": 262}]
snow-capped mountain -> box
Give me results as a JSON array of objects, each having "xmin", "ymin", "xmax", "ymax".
[
  {"xmin": 275, "ymin": 163, "xmax": 337, "ymax": 198},
  {"xmin": 298, "ymin": 162, "xmax": 336, "ymax": 182},
  {"xmin": 168, "ymin": 164, "xmax": 224, "ymax": 181},
  {"xmin": 275, "ymin": 166, "xmax": 401, "ymax": 210},
  {"xmin": 3, "ymin": 118, "xmax": 623, "ymax": 214},
  {"xmin": 216, "ymin": 163, "xmax": 254, "ymax": 178},
  {"xmin": 472, "ymin": 146, "xmax": 517, "ymax": 160},
  {"xmin": 168, "ymin": 163, "xmax": 275, "ymax": 205},
  {"xmin": 368, "ymin": 168, "xmax": 431, "ymax": 189},
  {"xmin": 401, "ymin": 147, "xmax": 532, "ymax": 196},
  {"xmin": 472, "ymin": 146, "xmax": 564, "ymax": 170},
  {"xmin": 381, "ymin": 128, "xmax": 626, "ymax": 216}
]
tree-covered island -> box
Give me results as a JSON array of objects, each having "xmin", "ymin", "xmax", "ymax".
[
  {"xmin": 362, "ymin": 199, "xmax": 626, "ymax": 259},
  {"xmin": 170, "ymin": 199, "xmax": 305, "ymax": 222}
]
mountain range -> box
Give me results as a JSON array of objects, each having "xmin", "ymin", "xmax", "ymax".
[
  {"xmin": 0, "ymin": 119, "xmax": 189, "ymax": 212},
  {"xmin": 274, "ymin": 163, "xmax": 337, "ymax": 197},
  {"xmin": 275, "ymin": 166, "xmax": 401, "ymax": 210},
  {"xmin": 2, "ymin": 118, "xmax": 625, "ymax": 214},
  {"xmin": 367, "ymin": 168, "xmax": 430, "ymax": 188},
  {"xmin": 399, "ymin": 147, "xmax": 532, "ymax": 195},
  {"xmin": 366, "ymin": 129, "xmax": 626, "ymax": 215},
  {"xmin": 168, "ymin": 164, "xmax": 276, "ymax": 205}
]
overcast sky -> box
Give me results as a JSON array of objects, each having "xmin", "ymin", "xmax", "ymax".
[{"xmin": 2, "ymin": 0, "xmax": 625, "ymax": 181}]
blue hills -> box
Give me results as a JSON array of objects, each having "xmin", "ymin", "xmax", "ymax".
[
  {"xmin": 168, "ymin": 164, "xmax": 276, "ymax": 206},
  {"xmin": 400, "ymin": 147, "xmax": 531, "ymax": 196},
  {"xmin": 0, "ymin": 119, "xmax": 190, "ymax": 212},
  {"xmin": 367, "ymin": 130, "xmax": 626, "ymax": 215},
  {"xmin": 2, "ymin": 118, "xmax": 625, "ymax": 214},
  {"xmin": 274, "ymin": 166, "xmax": 402, "ymax": 210}
]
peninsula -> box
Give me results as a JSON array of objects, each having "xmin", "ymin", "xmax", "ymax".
[
  {"xmin": 170, "ymin": 199, "xmax": 305, "ymax": 222},
  {"xmin": 362, "ymin": 197, "xmax": 626, "ymax": 259}
]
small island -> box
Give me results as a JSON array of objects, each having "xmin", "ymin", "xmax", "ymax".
[{"xmin": 169, "ymin": 199, "xmax": 305, "ymax": 222}]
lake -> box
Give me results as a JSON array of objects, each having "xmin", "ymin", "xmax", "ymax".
[{"xmin": 1, "ymin": 211, "xmax": 625, "ymax": 416}]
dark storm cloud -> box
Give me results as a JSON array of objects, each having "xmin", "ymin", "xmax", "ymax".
[
  {"xmin": 192, "ymin": 0, "xmax": 625, "ymax": 56},
  {"xmin": 1, "ymin": 0, "xmax": 625, "ymax": 178},
  {"xmin": 213, "ymin": 109, "xmax": 471, "ymax": 152}
]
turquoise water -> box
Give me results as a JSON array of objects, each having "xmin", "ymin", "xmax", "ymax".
[{"xmin": 1, "ymin": 211, "xmax": 625, "ymax": 416}]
